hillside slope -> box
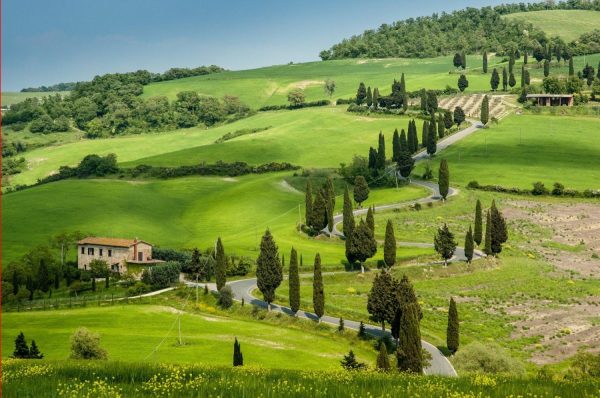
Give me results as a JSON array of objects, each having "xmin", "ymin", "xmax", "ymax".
[{"xmin": 503, "ymin": 10, "xmax": 600, "ymax": 42}]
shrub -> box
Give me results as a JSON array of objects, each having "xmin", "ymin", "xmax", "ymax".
[
  {"xmin": 453, "ymin": 342, "xmax": 524, "ymax": 375},
  {"xmin": 141, "ymin": 262, "xmax": 181, "ymax": 289},
  {"xmin": 467, "ymin": 180, "xmax": 480, "ymax": 189},
  {"xmin": 69, "ymin": 327, "xmax": 108, "ymax": 360},
  {"xmin": 127, "ymin": 282, "xmax": 150, "ymax": 296},
  {"xmin": 552, "ymin": 182, "xmax": 565, "ymax": 196},
  {"xmin": 567, "ymin": 351, "xmax": 600, "ymax": 378},
  {"xmin": 217, "ymin": 286, "xmax": 234, "ymax": 309},
  {"xmin": 532, "ymin": 181, "xmax": 549, "ymax": 196}
]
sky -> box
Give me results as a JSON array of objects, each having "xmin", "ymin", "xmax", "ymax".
[{"xmin": 3, "ymin": 0, "xmax": 517, "ymax": 91}]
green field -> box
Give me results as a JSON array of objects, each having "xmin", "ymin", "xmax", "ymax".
[
  {"xmin": 2, "ymin": 172, "xmax": 431, "ymax": 265},
  {"xmin": 1, "ymin": 304, "xmax": 375, "ymax": 368},
  {"xmin": 504, "ymin": 10, "xmax": 600, "ymax": 42},
  {"xmin": 415, "ymin": 114, "xmax": 600, "ymax": 190},
  {"xmin": 1, "ymin": 91, "xmax": 67, "ymax": 106}
]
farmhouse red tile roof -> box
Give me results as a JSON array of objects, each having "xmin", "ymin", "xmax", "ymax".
[{"xmin": 78, "ymin": 237, "xmax": 148, "ymax": 248}]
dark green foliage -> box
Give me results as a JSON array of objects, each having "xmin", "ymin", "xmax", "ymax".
[
  {"xmin": 421, "ymin": 120, "xmax": 429, "ymax": 149},
  {"xmin": 457, "ymin": 74, "xmax": 469, "ymax": 92},
  {"xmin": 13, "ymin": 332, "xmax": 30, "ymax": 359},
  {"xmin": 310, "ymin": 189, "xmax": 328, "ymax": 231},
  {"xmin": 427, "ymin": 91, "xmax": 438, "ymax": 113},
  {"xmin": 358, "ymin": 321, "xmax": 367, "ymax": 338},
  {"xmin": 215, "ymin": 237, "xmax": 226, "ymax": 291},
  {"xmin": 256, "ymin": 230, "xmax": 282, "ymax": 309},
  {"xmin": 438, "ymin": 159, "xmax": 450, "ymax": 200},
  {"xmin": 437, "ymin": 115, "xmax": 445, "ymax": 138},
  {"xmin": 397, "ymin": 150, "xmax": 415, "ymax": 178},
  {"xmin": 28, "ymin": 340, "xmax": 44, "ymax": 359},
  {"xmin": 233, "ymin": 338, "xmax": 243, "ymax": 366},
  {"xmin": 340, "ymin": 350, "xmax": 367, "ymax": 371},
  {"xmin": 204, "ymin": 284, "xmax": 209, "ymax": 295},
  {"xmin": 490, "ymin": 200, "xmax": 508, "ymax": 256},
  {"xmin": 376, "ymin": 343, "xmax": 391, "ymax": 371},
  {"xmin": 426, "ymin": 119, "xmax": 437, "ymax": 156},
  {"xmin": 544, "ymin": 60, "xmax": 550, "ymax": 77},
  {"xmin": 482, "ymin": 51, "xmax": 488, "ymax": 73},
  {"xmin": 367, "ymin": 271, "xmax": 398, "ymax": 331},
  {"xmin": 461, "ymin": 51, "xmax": 467, "ymax": 69},
  {"xmin": 305, "ymin": 180, "xmax": 313, "ymax": 226},
  {"xmin": 509, "ymin": 72, "xmax": 516, "ymax": 88},
  {"xmin": 392, "ymin": 129, "xmax": 401, "ymax": 162},
  {"xmin": 420, "ymin": 89, "xmax": 428, "ymax": 112},
  {"xmin": 400, "ymin": 129, "xmax": 407, "ymax": 150},
  {"xmin": 141, "ymin": 262, "xmax": 181, "ymax": 289},
  {"xmin": 464, "ymin": 225, "xmax": 474, "ymax": 264},
  {"xmin": 453, "ymin": 53, "xmax": 463, "ymax": 69},
  {"xmin": 434, "ymin": 224, "xmax": 457, "ymax": 266},
  {"xmin": 490, "ymin": 68, "xmax": 500, "ymax": 91},
  {"xmin": 376, "ymin": 132, "xmax": 386, "ymax": 170},
  {"xmin": 443, "ymin": 110, "xmax": 453, "ymax": 129},
  {"xmin": 372, "ymin": 87, "xmax": 379, "ymax": 108},
  {"xmin": 368, "ymin": 147, "xmax": 377, "ymax": 169},
  {"xmin": 353, "ymin": 176, "xmax": 369, "ymax": 207},
  {"xmin": 326, "ymin": 177, "xmax": 336, "ymax": 232},
  {"xmin": 37, "ymin": 259, "xmax": 51, "ymax": 293},
  {"xmin": 349, "ymin": 219, "xmax": 377, "ymax": 269},
  {"xmin": 569, "ymin": 57, "xmax": 575, "ymax": 76},
  {"xmin": 289, "ymin": 248, "xmax": 300, "ymax": 314},
  {"xmin": 407, "ymin": 121, "xmax": 416, "ymax": 153},
  {"xmin": 343, "ymin": 186, "xmax": 356, "ymax": 264},
  {"xmin": 366, "ymin": 87, "xmax": 373, "ymax": 107},
  {"xmin": 356, "ymin": 83, "xmax": 367, "ymax": 105},
  {"xmin": 474, "ymin": 199, "xmax": 483, "ymax": 246},
  {"xmin": 502, "ymin": 67, "xmax": 508, "ymax": 91},
  {"xmin": 484, "ymin": 210, "xmax": 493, "ymax": 256},
  {"xmin": 217, "ymin": 285, "xmax": 234, "ymax": 309},
  {"xmin": 384, "ymin": 220, "xmax": 396, "ymax": 268},
  {"xmin": 91, "ymin": 277, "xmax": 96, "ymax": 292},
  {"xmin": 396, "ymin": 303, "xmax": 423, "ymax": 373},
  {"xmin": 312, "ymin": 253, "xmax": 324, "ymax": 320},
  {"xmin": 366, "ymin": 206, "xmax": 375, "ymax": 233},
  {"xmin": 480, "ymin": 95, "xmax": 489, "ymax": 125},
  {"xmin": 447, "ymin": 297, "xmax": 460, "ymax": 354},
  {"xmin": 453, "ymin": 107, "xmax": 465, "ymax": 126},
  {"xmin": 338, "ymin": 318, "xmax": 345, "ymax": 332}
]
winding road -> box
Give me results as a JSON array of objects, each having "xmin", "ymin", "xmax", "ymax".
[{"xmin": 185, "ymin": 118, "xmax": 485, "ymax": 376}]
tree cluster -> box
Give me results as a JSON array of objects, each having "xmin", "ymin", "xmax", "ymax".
[{"xmin": 304, "ymin": 177, "xmax": 336, "ymax": 233}]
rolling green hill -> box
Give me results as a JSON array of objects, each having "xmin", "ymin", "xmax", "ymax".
[
  {"xmin": 504, "ymin": 10, "xmax": 600, "ymax": 42},
  {"xmin": 1, "ymin": 91, "xmax": 67, "ymax": 106}
]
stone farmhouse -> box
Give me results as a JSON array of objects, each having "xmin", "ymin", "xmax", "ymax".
[{"xmin": 77, "ymin": 237, "xmax": 164, "ymax": 273}]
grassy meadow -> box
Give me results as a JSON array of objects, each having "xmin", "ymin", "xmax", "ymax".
[
  {"xmin": 504, "ymin": 10, "xmax": 600, "ymax": 42},
  {"xmin": 1, "ymin": 91, "xmax": 68, "ymax": 106}
]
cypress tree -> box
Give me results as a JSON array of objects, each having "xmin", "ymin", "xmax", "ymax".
[
  {"xmin": 434, "ymin": 223, "xmax": 457, "ymax": 266},
  {"xmin": 325, "ymin": 179, "xmax": 335, "ymax": 233},
  {"xmin": 437, "ymin": 114, "xmax": 445, "ymax": 138},
  {"xmin": 524, "ymin": 69, "xmax": 530, "ymax": 85},
  {"xmin": 358, "ymin": 321, "xmax": 366, "ymax": 338},
  {"xmin": 447, "ymin": 297, "xmax": 459, "ymax": 354},
  {"xmin": 305, "ymin": 180, "xmax": 313, "ymax": 226},
  {"xmin": 464, "ymin": 225, "xmax": 474, "ymax": 264},
  {"xmin": 484, "ymin": 211, "xmax": 492, "ymax": 256},
  {"xmin": 438, "ymin": 159, "xmax": 450, "ymax": 200},
  {"xmin": 256, "ymin": 230, "xmax": 283, "ymax": 311},
  {"xmin": 342, "ymin": 186, "xmax": 355, "ymax": 238},
  {"xmin": 480, "ymin": 95, "xmax": 489, "ymax": 125},
  {"xmin": 312, "ymin": 253, "xmax": 324, "ymax": 321},
  {"xmin": 392, "ymin": 129, "xmax": 401, "ymax": 162},
  {"xmin": 419, "ymin": 89, "xmax": 428, "ymax": 112},
  {"xmin": 453, "ymin": 52, "xmax": 462, "ymax": 68},
  {"xmin": 400, "ymin": 73, "xmax": 406, "ymax": 94},
  {"xmin": 233, "ymin": 338, "xmax": 243, "ymax": 366},
  {"xmin": 366, "ymin": 206, "xmax": 375, "ymax": 233},
  {"xmin": 353, "ymin": 176, "xmax": 369, "ymax": 208},
  {"xmin": 367, "ymin": 271, "xmax": 397, "ymax": 331},
  {"xmin": 38, "ymin": 259, "xmax": 51, "ymax": 293},
  {"xmin": 384, "ymin": 219, "xmax": 396, "ymax": 268},
  {"xmin": 569, "ymin": 57, "xmax": 575, "ymax": 76},
  {"xmin": 377, "ymin": 132, "xmax": 386, "ymax": 169},
  {"xmin": 490, "ymin": 200, "xmax": 508, "ymax": 256},
  {"xmin": 356, "ymin": 82, "xmax": 367, "ymax": 105},
  {"xmin": 397, "ymin": 150, "xmax": 415, "ymax": 178},
  {"xmin": 373, "ymin": 87, "xmax": 380, "ymax": 109},
  {"xmin": 473, "ymin": 199, "xmax": 483, "ymax": 246},
  {"xmin": 421, "ymin": 120, "xmax": 429, "ymax": 149},
  {"xmin": 289, "ymin": 248, "xmax": 300, "ymax": 315},
  {"xmin": 453, "ymin": 106, "xmax": 465, "ymax": 125},
  {"xmin": 311, "ymin": 189, "xmax": 328, "ymax": 230},
  {"xmin": 215, "ymin": 237, "xmax": 226, "ymax": 291},
  {"xmin": 543, "ymin": 60, "xmax": 550, "ymax": 77},
  {"xmin": 368, "ymin": 147, "xmax": 377, "ymax": 169},
  {"xmin": 13, "ymin": 332, "xmax": 30, "ymax": 358},
  {"xmin": 396, "ymin": 303, "xmax": 423, "ymax": 373},
  {"xmin": 490, "ymin": 68, "xmax": 500, "ymax": 91},
  {"xmin": 29, "ymin": 340, "xmax": 44, "ymax": 359},
  {"xmin": 407, "ymin": 122, "xmax": 415, "ymax": 153},
  {"xmin": 366, "ymin": 86, "xmax": 373, "ymax": 107},
  {"xmin": 427, "ymin": 122, "xmax": 436, "ymax": 156},
  {"xmin": 482, "ymin": 51, "xmax": 488, "ymax": 73},
  {"xmin": 402, "ymin": 93, "xmax": 408, "ymax": 112},
  {"xmin": 349, "ymin": 219, "xmax": 377, "ymax": 273},
  {"xmin": 376, "ymin": 342, "xmax": 391, "ymax": 371},
  {"xmin": 444, "ymin": 110, "xmax": 453, "ymax": 129},
  {"xmin": 397, "ymin": 274, "xmax": 423, "ymax": 320},
  {"xmin": 400, "ymin": 129, "xmax": 408, "ymax": 150},
  {"xmin": 509, "ymin": 72, "xmax": 516, "ymax": 88},
  {"xmin": 502, "ymin": 67, "xmax": 508, "ymax": 91},
  {"xmin": 458, "ymin": 74, "xmax": 469, "ymax": 92}
]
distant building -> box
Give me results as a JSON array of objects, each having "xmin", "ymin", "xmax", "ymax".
[
  {"xmin": 77, "ymin": 237, "xmax": 163, "ymax": 273},
  {"xmin": 526, "ymin": 94, "xmax": 573, "ymax": 106}
]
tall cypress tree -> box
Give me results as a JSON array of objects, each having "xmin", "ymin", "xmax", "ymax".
[
  {"xmin": 464, "ymin": 225, "xmax": 474, "ymax": 264},
  {"xmin": 484, "ymin": 210, "xmax": 492, "ymax": 256},
  {"xmin": 356, "ymin": 82, "xmax": 367, "ymax": 105},
  {"xmin": 482, "ymin": 51, "xmax": 488, "ymax": 73},
  {"xmin": 419, "ymin": 89, "xmax": 428, "ymax": 112},
  {"xmin": 502, "ymin": 67, "xmax": 508, "ymax": 91},
  {"xmin": 474, "ymin": 199, "xmax": 483, "ymax": 246},
  {"xmin": 569, "ymin": 57, "xmax": 575, "ymax": 76},
  {"xmin": 392, "ymin": 129, "xmax": 401, "ymax": 162},
  {"xmin": 215, "ymin": 237, "xmax": 226, "ymax": 291},
  {"xmin": 310, "ymin": 189, "xmax": 327, "ymax": 230},
  {"xmin": 342, "ymin": 186, "xmax": 355, "ymax": 238},
  {"xmin": 384, "ymin": 219, "xmax": 396, "ymax": 268},
  {"xmin": 396, "ymin": 303, "xmax": 423, "ymax": 373},
  {"xmin": 421, "ymin": 120, "xmax": 429, "ymax": 149},
  {"xmin": 400, "ymin": 129, "xmax": 408, "ymax": 150},
  {"xmin": 366, "ymin": 206, "xmax": 375, "ymax": 233},
  {"xmin": 438, "ymin": 159, "xmax": 450, "ymax": 200},
  {"xmin": 447, "ymin": 297, "xmax": 459, "ymax": 354},
  {"xmin": 490, "ymin": 68, "xmax": 500, "ymax": 91},
  {"xmin": 400, "ymin": 73, "xmax": 406, "ymax": 94},
  {"xmin": 407, "ymin": 122, "xmax": 415, "ymax": 153},
  {"xmin": 349, "ymin": 219, "xmax": 377, "ymax": 273},
  {"xmin": 490, "ymin": 200, "xmax": 508, "ymax": 256},
  {"xmin": 377, "ymin": 132, "xmax": 386, "ymax": 169},
  {"xmin": 38, "ymin": 259, "xmax": 51, "ymax": 293},
  {"xmin": 312, "ymin": 253, "xmax": 324, "ymax": 321},
  {"xmin": 461, "ymin": 51, "xmax": 467, "ymax": 69},
  {"xmin": 509, "ymin": 72, "xmax": 516, "ymax": 88},
  {"xmin": 373, "ymin": 87, "xmax": 380, "ymax": 109},
  {"xmin": 480, "ymin": 95, "xmax": 489, "ymax": 125},
  {"xmin": 233, "ymin": 338, "xmax": 243, "ymax": 366},
  {"xmin": 376, "ymin": 341, "xmax": 391, "ymax": 371},
  {"xmin": 325, "ymin": 179, "xmax": 335, "ymax": 232},
  {"xmin": 353, "ymin": 176, "xmax": 369, "ymax": 208},
  {"xmin": 367, "ymin": 271, "xmax": 397, "ymax": 331},
  {"xmin": 366, "ymin": 86, "xmax": 373, "ymax": 107},
  {"xmin": 434, "ymin": 223, "xmax": 457, "ymax": 266},
  {"xmin": 289, "ymin": 248, "xmax": 300, "ymax": 315},
  {"xmin": 524, "ymin": 69, "xmax": 530, "ymax": 85},
  {"xmin": 509, "ymin": 54, "xmax": 515, "ymax": 75},
  {"xmin": 427, "ymin": 121, "xmax": 437, "ymax": 156},
  {"xmin": 305, "ymin": 180, "xmax": 313, "ymax": 226},
  {"xmin": 256, "ymin": 230, "xmax": 282, "ymax": 311},
  {"xmin": 437, "ymin": 114, "xmax": 445, "ymax": 138},
  {"xmin": 543, "ymin": 59, "xmax": 550, "ymax": 77}
]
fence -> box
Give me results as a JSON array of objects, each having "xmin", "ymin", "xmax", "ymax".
[{"xmin": 4, "ymin": 293, "xmax": 151, "ymax": 312}]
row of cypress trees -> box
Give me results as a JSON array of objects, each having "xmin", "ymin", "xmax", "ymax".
[{"xmin": 304, "ymin": 177, "xmax": 336, "ymax": 232}]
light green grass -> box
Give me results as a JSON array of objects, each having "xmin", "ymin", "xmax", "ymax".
[
  {"xmin": 504, "ymin": 10, "xmax": 600, "ymax": 42},
  {"xmin": 414, "ymin": 114, "xmax": 600, "ymax": 190},
  {"xmin": 1, "ymin": 91, "xmax": 67, "ymax": 106},
  {"xmin": 2, "ymin": 172, "xmax": 430, "ymax": 265},
  {"xmin": 1, "ymin": 304, "xmax": 375, "ymax": 369}
]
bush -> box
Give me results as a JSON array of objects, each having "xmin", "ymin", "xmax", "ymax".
[
  {"xmin": 567, "ymin": 351, "xmax": 600, "ymax": 378},
  {"xmin": 532, "ymin": 181, "xmax": 549, "ymax": 196},
  {"xmin": 258, "ymin": 99, "xmax": 330, "ymax": 112},
  {"xmin": 217, "ymin": 286, "xmax": 234, "ymax": 309},
  {"xmin": 69, "ymin": 327, "xmax": 108, "ymax": 360},
  {"xmin": 551, "ymin": 182, "xmax": 565, "ymax": 196},
  {"xmin": 336, "ymin": 97, "xmax": 355, "ymax": 105},
  {"xmin": 141, "ymin": 261, "xmax": 181, "ymax": 289},
  {"xmin": 127, "ymin": 282, "xmax": 150, "ymax": 296},
  {"xmin": 453, "ymin": 342, "xmax": 524, "ymax": 375}
]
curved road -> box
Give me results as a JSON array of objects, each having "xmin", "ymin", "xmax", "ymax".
[{"xmin": 188, "ymin": 119, "xmax": 486, "ymax": 377}]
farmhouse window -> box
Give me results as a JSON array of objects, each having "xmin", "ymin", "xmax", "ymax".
[
  {"xmin": 88, "ymin": 248, "xmax": 94, "ymax": 255},
  {"xmin": 108, "ymin": 249, "xmax": 112, "ymax": 257},
  {"xmin": 99, "ymin": 249, "xmax": 103, "ymax": 256},
  {"xmin": 138, "ymin": 252, "xmax": 143, "ymax": 261},
  {"xmin": 81, "ymin": 247, "xmax": 85, "ymax": 254}
]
